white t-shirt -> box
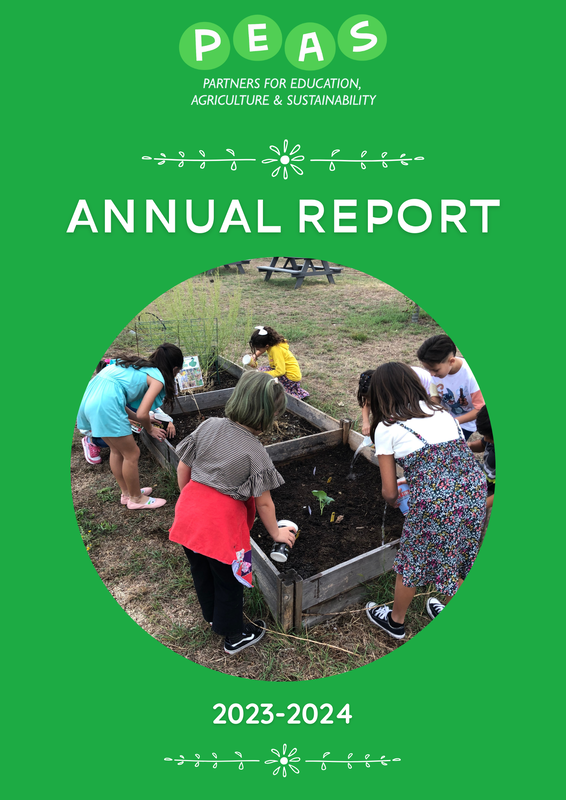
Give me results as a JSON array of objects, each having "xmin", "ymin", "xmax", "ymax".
[
  {"xmin": 430, "ymin": 359, "xmax": 484, "ymax": 432},
  {"xmin": 411, "ymin": 366, "xmax": 433, "ymax": 394},
  {"xmin": 374, "ymin": 402, "xmax": 462, "ymax": 459}
]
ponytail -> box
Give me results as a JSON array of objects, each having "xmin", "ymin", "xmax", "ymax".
[
  {"xmin": 117, "ymin": 343, "xmax": 183, "ymax": 410},
  {"xmin": 249, "ymin": 325, "xmax": 286, "ymax": 351}
]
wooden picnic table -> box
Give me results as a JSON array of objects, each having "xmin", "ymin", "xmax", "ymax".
[{"xmin": 257, "ymin": 257, "xmax": 343, "ymax": 289}]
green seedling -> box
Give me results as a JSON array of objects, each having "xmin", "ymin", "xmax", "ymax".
[{"xmin": 312, "ymin": 490, "xmax": 335, "ymax": 515}]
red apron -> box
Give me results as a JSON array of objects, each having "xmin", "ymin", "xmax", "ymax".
[{"xmin": 169, "ymin": 481, "xmax": 256, "ymax": 587}]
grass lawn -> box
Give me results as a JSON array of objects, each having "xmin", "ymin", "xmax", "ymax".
[{"xmin": 72, "ymin": 259, "xmax": 459, "ymax": 679}]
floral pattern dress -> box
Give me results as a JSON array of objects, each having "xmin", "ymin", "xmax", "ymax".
[
  {"xmin": 393, "ymin": 420, "xmax": 486, "ymax": 596},
  {"xmin": 257, "ymin": 366, "xmax": 310, "ymax": 399}
]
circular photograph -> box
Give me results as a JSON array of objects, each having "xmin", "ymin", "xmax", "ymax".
[{"xmin": 71, "ymin": 258, "xmax": 492, "ymax": 679}]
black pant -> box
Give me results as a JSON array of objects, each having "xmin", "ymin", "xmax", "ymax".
[{"xmin": 182, "ymin": 547, "xmax": 244, "ymax": 637}]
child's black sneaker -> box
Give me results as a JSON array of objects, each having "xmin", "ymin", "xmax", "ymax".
[
  {"xmin": 365, "ymin": 602, "xmax": 405, "ymax": 639},
  {"xmin": 426, "ymin": 597, "xmax": 445, "ymax": 620},
  {"xmin": 224, "ymin": 620, "xmax": 266, "ymax": 655}
]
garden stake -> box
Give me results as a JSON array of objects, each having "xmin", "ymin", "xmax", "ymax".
[{"xmin": 184, "ymin": 386, "xmax": 203, "ymax": 418}]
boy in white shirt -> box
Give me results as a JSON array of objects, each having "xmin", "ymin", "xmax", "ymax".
[{"xmin": 417, "ymin": 335, "xmax": 484, "ymax": 441}]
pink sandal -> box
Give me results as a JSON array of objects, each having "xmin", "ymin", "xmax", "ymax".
[
  {"xmin": 127, "ymin": 496, "xmax": 166, "ymax": 510},
  {"xmin": 121, "ymin": 487, "xmax": 153, "ymax": 505}
]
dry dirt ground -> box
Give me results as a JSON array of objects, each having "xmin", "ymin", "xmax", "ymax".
[{"xmin": 71, "ymin": 262, "xmax": 472, "ymax": 680}]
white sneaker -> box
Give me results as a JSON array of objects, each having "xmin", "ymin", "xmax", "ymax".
[{"xmin": 426, "ymin": 597, "xmax": 445, "ymax": 620}]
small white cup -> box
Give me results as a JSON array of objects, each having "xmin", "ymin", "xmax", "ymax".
[{"xmin": 277, "ymin": 519, "xmax": 298, "ymax": 532}]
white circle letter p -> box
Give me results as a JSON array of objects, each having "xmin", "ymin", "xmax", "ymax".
[{"xmin": 195, "ymin": 29, "xmax": 222, "ymax": 61}]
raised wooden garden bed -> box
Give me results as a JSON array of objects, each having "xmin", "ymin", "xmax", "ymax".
[
  {"xmin": 141, "ymin": 356, "xmax": 343, "ymax": 469},
  {"xmin": 140, "ymin": 357, "xmax": 400, "ymax": 631},
  {"xmin": 249, "ymin": 430, "xmax": 401, "ymax": 631}
]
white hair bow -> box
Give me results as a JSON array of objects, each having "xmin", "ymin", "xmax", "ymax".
[{"xmin": 255, "ymin": 326, "xmax": 268, "ymax": 335}]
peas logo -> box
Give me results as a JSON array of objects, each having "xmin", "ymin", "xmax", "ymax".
[{"xmin": 179, "ymin": 15, "xmax": 386, "ymax": 70}]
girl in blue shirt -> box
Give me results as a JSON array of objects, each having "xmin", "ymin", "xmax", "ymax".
[{"xmin": 77, "ymin": 344, "xmax": 183, "ymax": 509}]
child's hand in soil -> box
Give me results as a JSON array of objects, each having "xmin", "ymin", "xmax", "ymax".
[
  {"xmin": 272, "ymin": 526, "xmax": 296, "ymax": 547},
  {"xmin": 150, "ymin": 425, "xmax": 167, "ymax": 440},
  {"xmin": 166, "ymin": 422, "xmax": 176, "ymax": 438}
]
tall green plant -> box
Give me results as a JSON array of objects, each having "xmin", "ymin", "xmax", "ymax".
[{"xmin": 141, "ymin": 274, "xmax": 245, "ymax": 372}]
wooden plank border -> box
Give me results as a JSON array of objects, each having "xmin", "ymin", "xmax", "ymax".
[
  {"xmin": 143, "ymin": 426, "xmax": 342, "ymax": 473},
  {"xmin": 302, "ymin": 584, "xmax": 369, "ymax": 629},
  {"xmin": 301, "ymin": 539, "xmax": 401, "ymax": 609},
  {"xmin": 284, "ymin": 394, "xmax": 341, "ymax": 432},
  {"xmin": 139, "ymin": 429, "xmax": 173, "ymax": 469},
  {"xmin": 173, "ymin": 387, "xmax": 235, "ymax": 414},
  {"xmin": 250, "ymin": 539, "xmax": 280, "ymax": 621},
  {"xmin": 217, "ymin": 355, "xmax": 244, "ymax": 378},
  {"xmin": 265, "ymin": 430, "xmax": 343, "ymax": 464}
]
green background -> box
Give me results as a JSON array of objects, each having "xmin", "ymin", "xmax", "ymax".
[{"xmin": 4, "ymin": 1, "xmax": 561, "ymax": 797}]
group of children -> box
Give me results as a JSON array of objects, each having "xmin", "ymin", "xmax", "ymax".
[{"xmin": 76, "ymin": 326, "xmax": 494, "ymax": 655}]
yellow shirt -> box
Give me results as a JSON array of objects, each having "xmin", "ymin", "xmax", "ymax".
[{"xmin": 266, "ymin": 342, "xmax": 302, "ymax": 381}]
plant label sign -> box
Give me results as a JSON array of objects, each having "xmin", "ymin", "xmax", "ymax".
[{"xmin": 176, "ymin": 356, "xmax": 204, "ymax": 392}]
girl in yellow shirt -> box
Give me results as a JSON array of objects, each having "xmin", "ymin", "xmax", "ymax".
[{"xmin": 248, "ymin": 325, "xmax": 309, "ymax": 400}]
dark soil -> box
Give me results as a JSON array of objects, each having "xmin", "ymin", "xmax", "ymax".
[
  {"xmin": 253, "ymin": 446, "xmax": 405, "ymax": 579},
  {"xmin": 168, "ymin": 409, "xmax": 320, "ymax": 447},
  {"xmin": 205, "ymin": 369, "xmax": 239, "ymax": 390}
]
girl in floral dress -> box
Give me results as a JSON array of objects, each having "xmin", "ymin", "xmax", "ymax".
[{"xmin": 365, "ymin": 362, "xmax": 486, "ymax": 639}]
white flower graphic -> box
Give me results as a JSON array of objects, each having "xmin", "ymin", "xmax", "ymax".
[
  {"xmin": 265, "ymin": 743, "xmax": 300, "ymax": 777},
  {"xmin": 262, "ymin": 140, "xmax": 304, "ymax": 179}
]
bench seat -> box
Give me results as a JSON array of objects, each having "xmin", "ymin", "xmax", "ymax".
[{"xmin": 257, "ymin": 266, "xmax": 303, "ymax": 275}]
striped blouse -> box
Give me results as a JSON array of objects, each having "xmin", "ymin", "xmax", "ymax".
[{"xmin": 176, "ymin": 417, "xmax": 284, "ymax": 501}]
